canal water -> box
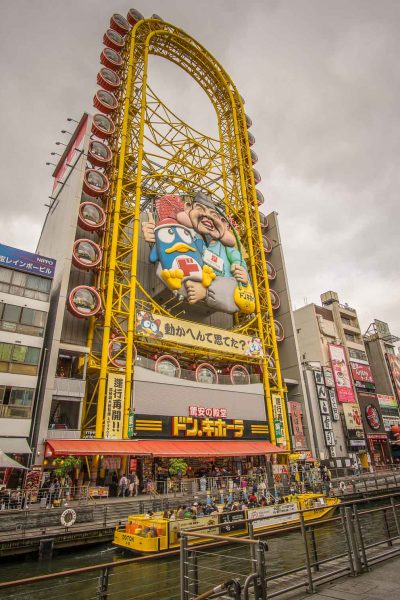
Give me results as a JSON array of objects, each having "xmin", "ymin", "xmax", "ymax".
[{"xmin": 0, "ymin": 500, "xmax": 392, "ymax": 600}]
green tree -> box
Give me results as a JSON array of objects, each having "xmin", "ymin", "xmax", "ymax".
[
  {"xmin": 53, "ymin": 456, "xmax": 81, "ymax": 478},
  {"xmin": 168, "ymin": 458, "xmax": 188, "ymax": 477}
]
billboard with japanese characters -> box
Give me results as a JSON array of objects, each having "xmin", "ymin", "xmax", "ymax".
[
  {"xmin": 141, "ymin": 193, "xmax": 256, "ymax": 315},
  {"xmin": 132, "ymin": 413, "xmax": 269, "ymax": 439},
  {"xmin": 342, "ymin": 403, "xmax": 366, "ymax": 447},
  {"xmin": 104, "ymin": 373, "xmax": 126, "ymax": 439},
  {"xmin": 136, "ymin": 310, "xmax": 263, "ymax": 358},
  {"xmin": 328, "ymin": 344, "xmax": 355, "ymax": 403},
  {"xmin": 0, "ymin": 243, "xmax": 56, "ymax": 279}
]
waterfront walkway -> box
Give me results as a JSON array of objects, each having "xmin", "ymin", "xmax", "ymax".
[{"xmin": 282, "ymin": 555, "xmax": 400, "ymax": 599}]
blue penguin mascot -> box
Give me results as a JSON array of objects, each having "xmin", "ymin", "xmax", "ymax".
[{"xmin": 149, "ymin": 217, "xmax": 215, "ymax": 292}]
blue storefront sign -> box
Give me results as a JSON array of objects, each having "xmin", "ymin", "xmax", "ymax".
[{"xmin": 0, "ymin": 243, "xmax": 56, "ymax": 279}]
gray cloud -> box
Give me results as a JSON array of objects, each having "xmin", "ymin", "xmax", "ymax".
[{"xmin": 0, "ymin": 0, "xmax": 399, "ymax": 336}]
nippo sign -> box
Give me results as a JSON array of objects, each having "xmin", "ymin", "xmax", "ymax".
[{"xmin": 351, "ymin": 362, "xmax": 374, "ymax": 384}]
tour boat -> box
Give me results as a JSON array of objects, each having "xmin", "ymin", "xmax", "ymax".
[{"xmin": 113, "ymin": 493, "xmax": 340, "ymax": 555}]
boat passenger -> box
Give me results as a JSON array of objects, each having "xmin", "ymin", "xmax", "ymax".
[
  {"xmin": 162, "ymin": 510, "xmax": 169, "ymax": 519},
  {"xmin": 145, "ymin": 510, "xmax": 154, "ymax": 518},
  {"xmin": 176, "ymin": 505, "xmax": 185, "ymax": 519},
  {"xmin": 169, "ymin": 510, "xmax": 176, "ymax": 520}
]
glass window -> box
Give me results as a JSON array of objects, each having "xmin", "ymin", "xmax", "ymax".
[
  {"xmin": 12, "ymin": 271, "xmax": 26, "ymax": 288},
  {"xmin": 0, "ymin": 343, "xmax": 12, "ymax": 361},
  {"xmin": 9, "ymin": 388, "xmax": 34, "ymax": 406},
  {"xmin": 3, "ymin": 304, "xmax": 22, "ymax": 323},
  {"xmin": 0, "ymin": 267, "xmax": 12, "ymax": 283},
  {"xmin": 25, "ymin": 347, "xmax": 41, "ymax": 364},
  {"xmin": 12, "ymin": 345, "xmax": 28, "ymax": 362},
  {"xmin": 21, "ymin": 307, "xmax": 46, "ymax": 327}
]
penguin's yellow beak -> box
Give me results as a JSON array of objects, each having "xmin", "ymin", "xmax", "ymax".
[{"xmin": 165, "ymin": 243, "xmax": 196, "ymax": 253}]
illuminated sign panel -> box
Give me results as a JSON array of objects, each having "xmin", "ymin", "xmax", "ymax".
[{"xmin": 133, "ymin": 414, "xmax": 269, "ymax": 440}]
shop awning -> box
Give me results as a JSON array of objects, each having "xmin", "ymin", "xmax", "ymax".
[
  {"xmin": 0, "ymin": 450, "xmax": 28, "ymax": 470},
  {"xmin": 0, "ymin": 437, "xmax": 31, "ymax": 454},
  {"xmin": 45, "ymin": 439, "xmax": 287, "ymax": 458}
]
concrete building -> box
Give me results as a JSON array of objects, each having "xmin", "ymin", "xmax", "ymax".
[
  {"xmin": 363, "ymin": 320, "xmax": 400, "ymax": 458},
  {"xmin": 294, "ymin": 291, "xmax": 392, "ymax": 470},
  {"xmin": 0, "ymin": 242, "xmax": 55, "ymax": 475},
  {"xmin": 264, "ymin": 212, "xmax": 310, "ymax": 454},
  {"xmin": 28, "ymin": 106, "xmax": 312, "ymax": 493},
  {"xmin": 363, "ymin": 319, "xmax": 400, "ymax": 399}
]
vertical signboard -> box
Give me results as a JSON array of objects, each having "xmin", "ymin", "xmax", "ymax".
[
  {"xmin": 104, "ymin": 373, "xmax": 126, "ymax": 439},
  {"xmin": 271, "ymin": 393, "xmax": 286, "ymax": 445},
  {"xmin": 377, "ymin": 394, "xmax": 400, "ymax": 431},
  {"xmin": 52, "ymin": 114, "xmax": 88, "ymax": 195},
  {"xmin": 288, "ymin": 401, "xmax": 306, "ymax": 449},
  {"xmin": 328, "ymin": 389, "xmax": 340, "ymax": 421},
  {"xmin": 328, "ymin": 344, "xmax": 355, "ymax": 403},
  {"xmin": 342, "ymin": 404, "xmax": 366, "ymax": 448},
  {"xmin": 314, "ymin": 369, "xmax": 336, "ymax": 449},
  {"xmin": 323, "ymin": 367, "xmax": 334, "ymax": 388},
  {"xmin": 386, "ymin": 354, "xmax": 400, "ymax": 401}
]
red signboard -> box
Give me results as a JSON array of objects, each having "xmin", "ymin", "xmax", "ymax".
[
  {"xmin": 350, "ymin": 362, "xmax": 374, "ymax": 384},
  {"xmin": 328, "ymin": 344, "xmax": 355, "ymax": 403},
  {"xmin": 386, "ymin": 353, "xmax": 400, "ymax": 401},
  {"xmin": 52, "ymin": 114, "xmax": 88, "ymax": 194},
  {"xmin": 288, "ymin": 401, "xmax": 306, "ymax": 449}
]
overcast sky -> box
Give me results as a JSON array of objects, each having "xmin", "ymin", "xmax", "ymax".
[{"xmin": 1, "ymin": 0, "xmax": 399, "ymax": 336}]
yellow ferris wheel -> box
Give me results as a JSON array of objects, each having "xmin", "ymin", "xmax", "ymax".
[{"xmin": 79, "ymin": 9, "xmax": 289, "ymax": 448}]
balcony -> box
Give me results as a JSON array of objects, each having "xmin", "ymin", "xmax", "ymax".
[
  {"xmin": 53, "ymin": 377, "xmax": 86, "ymax": 398},
  {"xmin": 342, "ymin": 322, "xmax": 361, "ymax": 334},
  {"xmin": 338, "ymin": 303, "xmax": 356, "ymax": 314},
  {"xmin": 46, "ymin": 428, "xmax": 81, "ymax": 439}
]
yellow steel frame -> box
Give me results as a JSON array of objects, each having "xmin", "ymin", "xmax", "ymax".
[{"xmin": 82, "ymin": 18, "xmax": 290, "ymax": 449}]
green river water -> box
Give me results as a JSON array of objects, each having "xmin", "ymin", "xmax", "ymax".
[{"xmin": 0, "ymin": 499, "xmax": 392, "ymax": 600}]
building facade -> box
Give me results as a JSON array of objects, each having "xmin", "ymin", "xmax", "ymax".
[
  {"xmin": 0, "ymin": 243, "xmax": 55, "ymax": 478},
  {"xmin": 363, "ymin": 319, "xmax": 400, "ymax": 459},
  {"xmin": 31, "ymin": 11, "xmax": 301, "ymax": 491}
]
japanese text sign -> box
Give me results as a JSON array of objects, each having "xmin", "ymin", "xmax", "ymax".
[
  {"xmin": 350, "ymin": 362, "xmax": 374, "ymax": 384},
  {"xmin": 172, "ymin": 416, "xmax": 244, "ymax": 438},
  {"xmin": 104, "ymin": 373, "xmax": 126, "ymax": 439},
  {"xmin": 272, "ymin": 393, "xmax": 287, "ymax": 445},
  {"xmin": 0, "ymin": 243, "xmax": 56, "ymax": 279},
  {"xmin": 136, "ymin": 310, "xmax": 263, "ymax": 358}
]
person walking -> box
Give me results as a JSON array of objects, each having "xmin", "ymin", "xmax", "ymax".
[{"xmin": 119, "ymin": 474, "xmax": 128, "ymax": 497}]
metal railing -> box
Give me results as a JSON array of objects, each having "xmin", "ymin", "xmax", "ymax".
[
  {"xmin": 2, "ymin": 468, "xmax": 400, "ymax": 516},
  {"xmin": 1, "ymin": 493, "xmax": 400, "ymax": 599},
  {"xmin": 180, "ymin": 493, "xmax": 400, "ymax": 599}
]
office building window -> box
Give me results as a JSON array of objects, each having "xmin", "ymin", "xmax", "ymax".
[
  {"xmin": 0, "ymin": 342, "xmax": 41, "ymax": 375},
  {"xmin": 348, "ymin": 348, "xmax": 368, "ymax": 362},
  {"xmin": 0, "ymin": 386, "xmax": 34, "ymax": 419},
  {"xmin": 0, "ymin": 303, "xmax": 46, "ymax": 336},
  {"xmin": 0, "ymin": 267, "xmax": 51, "ymax": 301}
]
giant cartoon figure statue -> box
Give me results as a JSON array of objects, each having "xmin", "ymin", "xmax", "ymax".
[{"xmin": 142, "ymin": 192, "xmax": 255, "ymax": 314}]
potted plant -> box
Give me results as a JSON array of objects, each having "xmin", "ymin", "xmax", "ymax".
[{"xmin": 168, "ymin": 458, "xmax": 188, "ymax": 495}]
